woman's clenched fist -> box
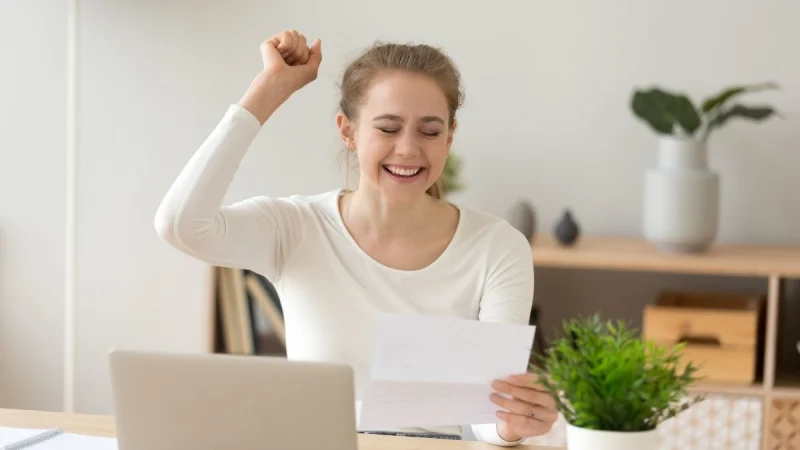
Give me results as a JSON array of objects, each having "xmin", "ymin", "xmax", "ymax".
[
  {"xmin": 239, "ymin": 30, "xmax": 323, "ymax": 124},
  {"xmin": 260, "ymin": 29, "xmax": 322, "ymax": 92}
]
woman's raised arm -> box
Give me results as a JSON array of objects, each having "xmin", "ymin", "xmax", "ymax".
[{"xmin": 154, "ymin": 31, "xmax": 322, "ymax": 281}]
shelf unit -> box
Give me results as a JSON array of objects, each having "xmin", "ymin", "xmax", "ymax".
[
  {"xmin": 207, "ymin": 266, "xmax": 286, "ymax": 357},
  {"xmin": 531, "ymin": 234, "xmax": 800, "ymax": 449}
]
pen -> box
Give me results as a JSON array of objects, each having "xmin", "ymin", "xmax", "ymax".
[{"xmin": 1, "ymin": 428, "xmax": 63, "ymax": 450}]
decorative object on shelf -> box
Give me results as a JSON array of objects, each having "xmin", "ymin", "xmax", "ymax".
[
  {"xmin": 439, "ymin": 152, "xmax": 464, "ymax": 197},
  {"xmin": 631, "ymin": 82, "xmax": 780, "ymax": 253},
  {"xmin": 554, "ymin": 209, "xmax": 580, "ymax": 246},
  {"xmin": 530, "ymin": 315, "xmax": 704, "ymax": 450},
  {"xmin": 506, "ymin": 200, "xmax": 536, "ymax": 243}
]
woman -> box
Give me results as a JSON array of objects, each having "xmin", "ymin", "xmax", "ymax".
[{"xmin": 154, "ymin": 29, "xmax": 557, "ymax": 446}]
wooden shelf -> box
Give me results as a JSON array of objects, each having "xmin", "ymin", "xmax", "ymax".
[
  {"xmin": 531, "ymin": 235, "xmax": 800, "ymax": 278},
  {"xmin": 688, "ymin": 381, "xmax": 766, "ymax": 397},
  {"xmin": 686, "ymin": 372, "xmax": 800, "ymax": 398},
  {"xmin": 529, "ymin": 234, "xmax": 800, "ymax": 450},
  {"xmin": 774, "ymin": 372, "xmax": 800, "ymax": 399}
]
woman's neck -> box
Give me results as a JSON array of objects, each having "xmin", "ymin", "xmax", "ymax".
[{"xmin": 342, "ymin": 187, "xmax": 438, "ymax": 241}]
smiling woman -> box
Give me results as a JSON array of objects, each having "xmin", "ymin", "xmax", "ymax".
[{"xmin": 154, "ymin": 29, "xmax": 553, "ymax": 447}]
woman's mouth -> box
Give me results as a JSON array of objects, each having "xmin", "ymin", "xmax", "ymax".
[{"xmin": 383, "ymin": 164, "xmax": 425, "ymax": 182}]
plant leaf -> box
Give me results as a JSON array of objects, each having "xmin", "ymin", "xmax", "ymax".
[
  {"xmin": 441, "ymin": 153, "xmax": 463, "ymax": 195},
  {"xmin": 631, "ymin": 88, "xmax": 702, "ymax": 136},
  {"xmin": 631, "ymin": 89, "xmax": 675, "ymax": 134},
  {"xmin": 709, "ymin": 104, "xmax": 779, "ymax": 129},
  {"xmin": 670, "ymin": 94, "xmax": 703, "ymax": 136},
  {"xmin": 700, "ymin": 82, "xmax": 779, "ymax": 113}
]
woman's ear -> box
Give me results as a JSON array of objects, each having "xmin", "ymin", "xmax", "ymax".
[
  {"xmin": 446, "ymin": 119, "xmax": 457, "ymax": 148},
  {"xmin": 336, "ymin": 113, "xmax": 355, "ymax": 148}
]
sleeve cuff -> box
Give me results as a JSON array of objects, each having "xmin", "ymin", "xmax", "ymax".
[
  {"xmin": 225, "ymin": 103, "xmax": 263, "ymax": 133},
  {"xmin": 471, "ymin": 423, "xmax": 524, "ymax": 447}
]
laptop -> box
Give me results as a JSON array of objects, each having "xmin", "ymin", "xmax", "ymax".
[{"xmin": 108, "ymin": 349, "xmax": 358, "ymax": 450}]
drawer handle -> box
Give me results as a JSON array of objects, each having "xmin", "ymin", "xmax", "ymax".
[{"xmin": 677, "ymin": 334, "xmax": 721, "ymax": 347}]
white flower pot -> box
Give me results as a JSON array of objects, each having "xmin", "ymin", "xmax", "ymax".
[
  {"xmin": 565, "ymin": 423, "xmax": 660, "ymax": 450},
  {"xmin": 643, "ymin": 136, "xmax": 719, "ymax": 252}
]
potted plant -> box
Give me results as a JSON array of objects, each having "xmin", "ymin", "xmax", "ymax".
[
  {"xmin": 440, "ymin": 152, "xmax": 464, "ymax": 197},
  {"xmin": 531, "ymin": 315, "xmax": 704, "ymax": 450},
  {"xmin": 630, "ymin": 82, "xmax": 780, "ymax": 252}
]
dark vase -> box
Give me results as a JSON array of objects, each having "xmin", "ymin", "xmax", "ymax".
[{"xmin": 554, "ymin": 209, "xmax": 580, "ymax": 245}]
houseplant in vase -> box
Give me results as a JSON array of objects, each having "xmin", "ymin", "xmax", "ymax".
[
  {"xmin": 531, "ymin": 315, "xmax": 704, "ymax": 450},
  {"xmin": 631, "ymin": 82, "xmax": 780, "ymax": 252}
]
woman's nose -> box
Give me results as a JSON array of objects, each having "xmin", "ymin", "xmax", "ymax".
[{"xmin": 394, "ymin": 132, "xmax": 420, "ymax": 157}]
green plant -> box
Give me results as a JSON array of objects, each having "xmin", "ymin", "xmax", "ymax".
[
  {"xmin": 440, "ymin": 152, "xmax": 464, "ymax": 195},
  {"xmin": 530, "ymin": 315, "xmax": 704, "ymax": 432},
  {"xmin": 631, "ymin": 82, "xmax": 780, "ymax": 142}
]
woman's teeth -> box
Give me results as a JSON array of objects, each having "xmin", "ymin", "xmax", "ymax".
[{"xmin": 385, "ymin": 165, "xmax": 422, "ymax": 177}]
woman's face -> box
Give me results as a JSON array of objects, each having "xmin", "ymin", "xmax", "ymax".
[{"xmin": 338, "ymin": 70, "xmax": 455, "ymax": 204}]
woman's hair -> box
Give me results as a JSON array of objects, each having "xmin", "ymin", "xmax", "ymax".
[{"xmin": 338, "ymin": 41, "xmax": 464, "ymax": 200}]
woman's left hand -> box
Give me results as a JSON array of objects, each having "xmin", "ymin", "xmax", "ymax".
[{"xmin": 490, "ymin": 373, "xmax": 559, "ymax": 442}]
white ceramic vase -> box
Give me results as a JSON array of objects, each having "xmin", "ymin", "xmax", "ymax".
[
  {"xmin": 643, "ymin": 136, "xmax": 719, "ymax": 253},
  {"xmin": 566, "ymin": 423, "xmax": 660, "ymax": 450}
]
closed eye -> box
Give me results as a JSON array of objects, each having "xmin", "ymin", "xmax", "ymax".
[{"xmin": 378, "ymin": 127, "xmax": 440, "ymax": 137}]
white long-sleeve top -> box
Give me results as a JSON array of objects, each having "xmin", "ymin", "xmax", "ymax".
[{"xmin": 154, "ymin": 104, "xmax": 534, "ymax": 446}]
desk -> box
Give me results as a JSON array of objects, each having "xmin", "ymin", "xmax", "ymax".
[{"xmin": 0, "ymin": 408, "xmax": 559, "ymax": 449}]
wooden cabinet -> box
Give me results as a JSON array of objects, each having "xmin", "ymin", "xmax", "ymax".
[{"xmin": 531, "ymin": 235, "xmax": 800, "ymax": 450}]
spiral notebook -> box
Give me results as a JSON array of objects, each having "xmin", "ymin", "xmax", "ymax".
[{"xmin": 0, "ymin": 427, "xmax": 117, "ymax": 449}]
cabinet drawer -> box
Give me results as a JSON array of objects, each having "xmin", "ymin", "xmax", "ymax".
[
  {"xmin": 643, "ymin": 290, "xmax": 765, "ymax": 385},
  {"xmin": 643, "ymin": 306, "xmax": 758, "ymax": 348}
]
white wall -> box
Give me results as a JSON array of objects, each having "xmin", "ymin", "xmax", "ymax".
[
  {"xmin": 0, "ymin": 0, "xmax": 67, "ymax": 411},
  {"xmin": 2, "ymin": 0, "xmax": 799, "ymax": 414}
]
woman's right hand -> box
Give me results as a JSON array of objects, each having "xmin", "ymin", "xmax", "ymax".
[
  {"xmin": 240, "ymin": 30, "xmax": 322, "ymax": 124},
  {"xmin": 260, "ymin": 30, "xmax": 322, "ymax": 92}
]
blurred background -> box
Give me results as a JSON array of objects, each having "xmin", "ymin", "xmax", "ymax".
[{"xmin": 1, "ymin": 3, "xmax": 798, "ymax": 441}]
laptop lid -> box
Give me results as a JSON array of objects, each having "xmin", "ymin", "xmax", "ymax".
[{"xmin": 108, "ymin": 349, "xmax": 357, "ymax": 450}]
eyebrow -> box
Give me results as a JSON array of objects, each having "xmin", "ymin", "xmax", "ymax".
[{"xmin": 372, "ymin": 114, "xmax": 445, "ymax": 125}]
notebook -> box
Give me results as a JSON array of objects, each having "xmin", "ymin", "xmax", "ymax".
[{"xmin": 0, "ymin": 427, "xmax": 117, "ymax": 449}]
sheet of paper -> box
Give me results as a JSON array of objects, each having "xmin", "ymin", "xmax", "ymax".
[
  {"xmin": 358, "ymin": 313, "xmax": 536, "ymax": 430},
  {"xmin": 0, "ymin": 427, "xmax": 118, "ymax": 449}
]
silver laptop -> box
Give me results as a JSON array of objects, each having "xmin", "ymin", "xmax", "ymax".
[{"xmin": 108, "ymin": 349, "xmax": 358, "ymax": 450}]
